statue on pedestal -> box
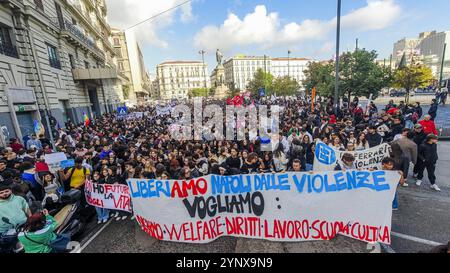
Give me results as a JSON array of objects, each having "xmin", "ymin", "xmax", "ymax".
[{"xmin": 216, "ymin": 49, "xmax": 223, "ymax": 66}]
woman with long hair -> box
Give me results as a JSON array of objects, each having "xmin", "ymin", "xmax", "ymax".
[
  {"xmin": 261, "ymin": 152, "xmax": 274, "ymax": 173},
  {"xmin": 330, "ymin": 136, "xmax": 345, "ymax": 151},
  {"xmin": 273, "ymin": 143, "xmax": 288, "ymax": 173},
  {"xmin": 355, "ymin": 132, "xmax": 369, "ymax": 151},
  {"xmin": 301, "ymin": 135, "xmax": 314, "ymax": 171}
]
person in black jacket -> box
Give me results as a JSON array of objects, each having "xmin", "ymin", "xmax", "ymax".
[
  {"xmin": 225, "ymin": 148, "xmax": 241, "ymax": 173},
  {"xmin": 415, "ymin": 134, "xmax": 440, "ymax": 191},
  {"xmin": 414, "ymin": 102, "xmax": 423, "ymax": 120},
  {"xmin": 390, "ymin": 117, "xmax": 404, "ymax": 140},
  {"xmin": 428, "ymin": 99, "xmax": 438, "ymax": 121},
  {"xmin": 413, "ymin": 124, "xmax": 427, "ymax": 146},
  {"xmin": 366, "ymin": 126, "xmax": 383, "ymax": 148},
  {"xmin": 412, "ymin": 124, "xmax": 428, "ymax": 177}
]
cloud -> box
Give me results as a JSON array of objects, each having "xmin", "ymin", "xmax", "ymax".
[
  {"xmin": 315, "ymin": 42, "xmax": 335, "ymax": 57},
  {"xmin": 194, "ymin": 0, "xmax": 401, "ymax": 51},
  {"xmin": 340, "ymin": 0, "xmax": 402, "ymax": 31},
  {"xmin": 105, "ymin": 0, "xmax": 193, "ymax": 48}
]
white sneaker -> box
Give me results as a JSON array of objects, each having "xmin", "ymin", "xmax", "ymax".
[
  {"xmin": 97, "ymin": 220, "xmax": 102, "ymax": 224},
  {"xmin": 130, "ymin": 215, "xmax": 136, "ymax": 220},
  {"xmin": 102, "ymin": 219, "xmax": 108, "ymax": 223},
  {"xmin": 431, "ymin": 185, "xmax": 441, "ymax": 192},
  {"xmin": 116, "ymin": 216, "xmax": 121, "ymax": 221},
  {"xmin": 416, "ymin": 180, "xmax": 422, "ymax": 186},
  {"xmin": 121, "ymin": 216, "xmax": 128, "ymax": 221},
  {"xmin": 402, "ymin": 183, "xmax": 409, "ymax": 187},
  {"xmin": 14, "ymin": 242, "xmax": 24, "ymax": 253}
]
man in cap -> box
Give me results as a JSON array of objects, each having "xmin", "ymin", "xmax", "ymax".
[{"xmin": 416, "ymin": 134, "xmax": 440, "ymax": 191}]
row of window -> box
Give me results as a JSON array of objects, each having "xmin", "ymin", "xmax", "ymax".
[
  {"xmin": 233, "ymin": 60, "xmax": 270, "ymax": 66},
  {"xmin": 161, "ymin": 82, "xmax": 203, "ymax": 88}
]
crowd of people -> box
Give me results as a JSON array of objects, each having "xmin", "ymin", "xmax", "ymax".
[{"xmin": 0, "ymin": 94, "xmax": 443, "ymax": 253}]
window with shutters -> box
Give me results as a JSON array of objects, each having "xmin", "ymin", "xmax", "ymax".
[{"xmin": 46, "ymin": 44, "xmax": 61, "ymax": 69}]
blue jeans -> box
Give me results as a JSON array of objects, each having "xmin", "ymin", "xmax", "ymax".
[
  {"xmin": 95, "ymin": 207, "xmax": 110, "ymax": 221},
  {"xmin": 392, "ymin": 193, "xmax": 398, "ymax": 209},
  {"xmin": 305, "ymin": 164, "xmax": 313, "ymax": 171},
  {"xmin": 405, "ymin": 120, "xmax": 414, "ymax": 130}
]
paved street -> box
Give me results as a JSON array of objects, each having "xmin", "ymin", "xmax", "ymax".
[{"xmin": 79, "ymin": 142, "xmax": 450, "ymax": 254}]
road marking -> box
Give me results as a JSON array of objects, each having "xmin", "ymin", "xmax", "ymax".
[
  {"xmin": 380, "ymin": 243, "xmax": 396, "ymax": 253},
  {"xmin": 391, "ymin": 232, "xmax": 443, "ymax": 247},
  {"xmin": 79, "ymin": 220, "xmax": 112, "ymax": 253}
]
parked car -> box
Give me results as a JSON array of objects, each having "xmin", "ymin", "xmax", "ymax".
[{"xmin": 390, "ymin": 89, "xmax": 415, "ymax": 97}]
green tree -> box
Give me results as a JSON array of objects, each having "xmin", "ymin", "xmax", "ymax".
[
  {"xmin": 273, "ymin": 76, "xmax": 300, "ymax": 97},
  {"xmin": 393, "ymin": 63, "xmax": 434, "ymax": 103},
  {"xmin": 339, "ymin": 49, "xmax": 392, "ymax": 102},
  {"xmin": 246, "ymin": 68, "xmax": 274, "ymax": 97},
  {"xmin": 188, "ymin": 88, "xmax": 210, "ymax": 98},
  {"xmin": 302, "ymin": 61, "xmax": 335, "ymax": 97}
]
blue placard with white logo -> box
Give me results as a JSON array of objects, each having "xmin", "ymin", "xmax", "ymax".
[
  {"xmin": 117, "ymin": 106, "xmax": 128, "ymax": 116},
  {"xmin": 60, "ymin": 159, "xmax": 75, "ymax": 169},
  {"xmin": 315, "ymin": 142, "xmax": 336, "ymax": 165}
]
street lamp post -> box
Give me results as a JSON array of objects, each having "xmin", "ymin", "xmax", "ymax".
[
  {"xmin": 334, "ymin": 0, "xmax": 342, "ymax": 114},
  {"xmin": 439, "ymin": 43, "xmax": 447, "ymax": 88},
  {"xmin": 199, "ymin": 50, "xmax": 207, "ymax": 89}
]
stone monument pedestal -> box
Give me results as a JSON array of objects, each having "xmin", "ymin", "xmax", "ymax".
[{"xmin": 211, "ymin": 64, "xmax": 229, "ymax": 99}]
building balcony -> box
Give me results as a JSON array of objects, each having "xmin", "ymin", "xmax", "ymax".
[
  {"xmin": 50, "ymin": 17, "xmax": 105, "ymax": 62},
  {"xmin": 72, "ymin": 67, "xmax": 118, "ymax": 81},
  {"xmin": 0, "ymin": 43, "xmax": 19, "ymax": 59},
  {"xmin": 65, "ymin": 0, "xmax": 103, "ymax": 40}
]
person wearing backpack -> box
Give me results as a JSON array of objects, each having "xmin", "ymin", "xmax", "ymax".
[{"xmin": 59, "ymin": 157, "xmax": 90, "ymax": 191}]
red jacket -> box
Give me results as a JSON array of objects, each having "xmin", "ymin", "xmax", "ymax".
[
  {"xmin": 419, "ymin": 120, "xmax": 438, "ymax": 135},
  {"xmin": 329, "ymin": 115, "xmax": 337, "ymax": 125},
  {"xmin": 35, "ymin": 161, "xmax": 50, "ymax": 173},
  {"xmin": 10, "ymin": 143, "xmax": 24, "ymax": 153},
  {"xmin": 387, "ymin": 107, "xmax": 398, "ymax": 115}
]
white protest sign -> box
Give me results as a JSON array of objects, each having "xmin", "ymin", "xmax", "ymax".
[
  {"xmin": 126, "ymin": 112, "xmax": 144, "ymax": 120},
  {"xmin": 44, "ymin": 153, "xmax": 68, "ymax": 172},
  {"xmin": 128, "ymin": 171, "xmax": 400, "ymax": 244},
  {"xmin": 156, "ymin": 106, "xmax": 171, "ymax": 116},
  {"xmin": 313, "ymin": 140, "xmax": 391, "ymax": 172},
  {"xmin": 84, "ymin": 180, "xmax": 132, "ymax": 212}
]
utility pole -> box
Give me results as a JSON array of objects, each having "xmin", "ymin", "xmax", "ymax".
[
  {"xmin": 389, "ymin": 54, "xmax": 393, "ymax": 71},
  {"xmin": 356, "ymin": 38, "xmax": 359, "ymax": 51},
  {"xmin": 264, "ymin": 55, "xmax": 267, "ymax": 96},
  {"xmin": 439, "ymin": 43, "xmax": 447, "ymax": 88},
  {"xmin": 199, "ymin": 50, "xmax": 207, "ymax": 89},
  {"xmin": 334, "ymin": 0, "xmax": 342, "ymax": 113}
]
